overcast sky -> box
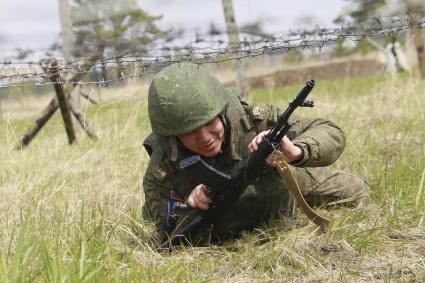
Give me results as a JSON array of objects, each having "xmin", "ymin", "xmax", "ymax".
[{"xmin": 0, "ymin": 0, "xmax": 348, "ymax": 58}]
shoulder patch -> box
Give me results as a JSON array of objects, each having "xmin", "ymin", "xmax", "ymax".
[
  {"xmin": 252, "ymin": 106, "xmax": 262, "ymax": 118},
  {"xmin": 153, "ymin": 167, "xmax": 167, "ymax": 181}
]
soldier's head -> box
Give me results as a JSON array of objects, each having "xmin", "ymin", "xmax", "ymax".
[{"xmin": 148, "ymin": 63, "xmax": 227, "ymax": 157}]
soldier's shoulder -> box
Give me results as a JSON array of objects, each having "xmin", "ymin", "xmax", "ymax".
[
  {"xmin": 143, "ymin": 132, "xmax": 170, "ymax": 157},
  {"xmin": 242, "ymin": 102, "xmax": 270, "ymax": 121},
  {"xmin": 143, "ymin": 133, "xmax": 175, "ymax": 182}
]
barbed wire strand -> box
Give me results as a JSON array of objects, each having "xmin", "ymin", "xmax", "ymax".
[{"xmin": 0, "ymin": 14, "xmax": 424, "ymax": 88}]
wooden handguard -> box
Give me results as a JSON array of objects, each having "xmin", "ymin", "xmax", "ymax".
[{"xmin": 272, "ymin": 150, "xmax": 332, "ymax": 231}]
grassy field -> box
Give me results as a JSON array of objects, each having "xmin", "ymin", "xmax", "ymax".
[{"xmin": 0, "ymin": 74, "xmax": 424, "ymax": 282}]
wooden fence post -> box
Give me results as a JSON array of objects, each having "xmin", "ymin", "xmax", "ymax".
[
  {"xmin": 80, "ymin": 89, "xmax": 98, "ymax": 105},
  {"xmin": 68, "ymin": 97, "xmax": 98, "ymax": 140},
  {"xmin": 405, "ymin": 0, "xmax": 425, "ymax": 78},
  {"xmin": 46, "ymin": 58, "xmax": 76, "ymax": 144},
  {"xmin": 15, "ymin": 54, "xmax": 99, "ymax": 150}
]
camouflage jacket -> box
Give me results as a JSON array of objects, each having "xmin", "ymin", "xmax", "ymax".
[{"xmin": 142, "ymin": 92, "xmax": 346, "ymax": 243}]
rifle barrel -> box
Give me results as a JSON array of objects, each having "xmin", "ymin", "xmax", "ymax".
[{"xmin": 268, "ymin": 80, "xmax": 315, "ymax": 143}]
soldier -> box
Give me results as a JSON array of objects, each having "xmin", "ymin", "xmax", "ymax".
[{"xmin": 142, "ymin": 63, "xmax": 369, "ymax": 246}]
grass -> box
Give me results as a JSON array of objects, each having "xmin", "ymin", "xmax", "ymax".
[{"xmin": 0, "ymin": 74, "xmax": 424, "ymax": 281}]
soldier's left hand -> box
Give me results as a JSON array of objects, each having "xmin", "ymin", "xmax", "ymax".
[{"xmin": 248, "ymin": 130, "xmax": 303, "ymax": 165}]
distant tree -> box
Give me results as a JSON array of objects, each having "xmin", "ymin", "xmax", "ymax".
[
  {"xmin": 334, "ymin": 0, "xmax": 425, "ymax": 77},
  {"xmin": 15, "ymin": 48, "xmax": 34, "ymax": 60},
  {"xmin": 334, "ymin": 0, "xmax": 386, "ymax": 25},
  {"xmin": 333, "ymin": 0, "xmax": 390, "ymax": 56},
  {"xmin": 293, "ymin": 14, "xmax": 325, "ymax": 60},
  {"xmin": 70, "ymin": 0, "xmax": 168, "ymax": 82},
  {"xmin": 240, "ymin": 22, "xmax": 271, "ymax": 38}
]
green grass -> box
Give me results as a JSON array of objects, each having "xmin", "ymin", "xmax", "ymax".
[{"xmin": 0, "ymin": 74, "xmax": 424, "ymax": 281}]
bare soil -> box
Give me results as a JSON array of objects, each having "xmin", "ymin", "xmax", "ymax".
[
  {"xmin": 300, "ymin": 227, "xmax": 425, "ymax": 282},
  {"xmin": 224, "ymin": 58, "xmax": 385, "ymax": 89}
]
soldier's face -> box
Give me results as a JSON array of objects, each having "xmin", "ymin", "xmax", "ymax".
[{"xmin": 177, "ymin": 116, "xmax": 224, "ymax": 157}]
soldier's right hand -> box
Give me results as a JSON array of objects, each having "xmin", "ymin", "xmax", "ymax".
[
  {"xmin": 248, "ymin": 130, "xmax": 303, "ymax": 164},
  {"xmin": 187, "ymin": 184, "xmax": 211, "ymax": 210}
]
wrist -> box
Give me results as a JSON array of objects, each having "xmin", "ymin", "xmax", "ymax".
[{"xmin": 288, "ymin": 144, "xmax": 303, "ymax": 163}]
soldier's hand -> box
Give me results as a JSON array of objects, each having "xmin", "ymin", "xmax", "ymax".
[
  {"xmin": 248, "ymin": 130, "xmax": 269, "ymax": 152},
  {"xmin": 187, "ymin": 184, "xmax": 211, "ymax": 210},
  {"xmin": 248, "ymin": 130, "xmax": 303, "ymax": 165}
]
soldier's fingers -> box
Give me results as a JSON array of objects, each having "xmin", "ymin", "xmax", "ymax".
[
  {"xmin": 265, "ymin": 154, "xmax": 275, "ymax": 166},
  {"xmin": 251, "ymin": 133, "xmax": 265, "ymax": 150},
  {"xmin": 188, "ymin": 186, "xmax": 201, "ymax": 208},
  {"xmin": 197, "ymin": 184, "xmax": 210, "ymax": 198},
  {"xmin": 249, "ymin": 131, "xmax": 270, "ymax": 152},
  {"xmin": 188, "ymin": 184, "xmax": 210, "ymax": 210},
  {"xmin": 193, "ymin": 195, "xmax": 209, "ymax": 210},
  {"xmin": 256, "ymin": 130, "xmax": 270, "ymax": 144},
  {"xmin": 199, "ymin": 184, "xmax": 208, "ymax": 193},
  {"xmin": 188, "ymin": 194, "xmax": 206, "ymax": 210},
  {"xmin": 282, "ymin": 136, "xmax": 290, "ymax": 142},
  {"xmin": 198, "ymin": 202, "xmax": 209, "ymax": 210},
  {"xmin": 255, "ymin": 133, "xmax": 263, "ymax": 144},
  {"xmin": 187, "ymin": 194, "xmax": 196, "ymax": 208},
  {"xmin": 197, "ymin": 190, "xmax": 211, "ymax": 205},
  {"xmin": 249, "ymin": 140, "xmax": 258, "ymax": 151}
]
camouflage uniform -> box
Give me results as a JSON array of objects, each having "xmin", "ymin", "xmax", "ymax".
[{"xmin": 142, "ymin": 63, "xmax": 369, "ymax": 245}]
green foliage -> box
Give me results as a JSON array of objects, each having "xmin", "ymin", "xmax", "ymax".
[
  {"xmin": 334, "ymin": 0, "xmax": 386, "ymax": 25},
  {"xmin": 332, "ymin": 40, "xmax": 353, "ymax": 57},
  {"xmin": 283, "ymin": 49, "xmax": 304, "ymax": 64},
  {"xmin": 70, "ymin": 0, "xmax": 168, "ymax": 82}
]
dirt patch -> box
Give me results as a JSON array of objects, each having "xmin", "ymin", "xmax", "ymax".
[
  {"xmin": 351, "ymin": 248, "xmax": 424, "ymax": 281},
  {"xmin": 299, "ymin": 227, "xmax": 425, "ymax": 282},
  {"xmin": 224, "ymin": 58, "xmax": 385, "ymax": 89}
]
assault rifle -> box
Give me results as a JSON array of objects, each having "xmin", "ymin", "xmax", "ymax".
[{"xmin": 159, "ymin": 80, "xmax": 315, "ymax": 250}]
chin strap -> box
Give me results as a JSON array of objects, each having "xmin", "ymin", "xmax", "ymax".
[{"xmin": 272, "ymin": 150, "xmax": 332, "ymax": 232}]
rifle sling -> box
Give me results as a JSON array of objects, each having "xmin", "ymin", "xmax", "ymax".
[{"xmin": 272, "ymin": 150, "xmax": 332, "ymax": 231}]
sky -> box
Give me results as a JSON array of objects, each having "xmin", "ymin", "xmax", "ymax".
[{"xmin": 0, "ymin": 0, "xmax": 349, "ymax": 60}]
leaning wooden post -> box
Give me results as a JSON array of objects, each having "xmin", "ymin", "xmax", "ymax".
[
  {"xmin": 46, "ymin": 58, "xmax": 76, "ymax": 144},
  {"xmin": 14, "ymin": 71, "xmax": 84, "ymax": 150},
  {"xmin": 16, "ymin": 99, "xmax": 61, "ymax": 150},
  {"xmin": 79, "ymin": 89, "xmax": 98, "ymax": 105},
  {"xmin": 68, "ymin": 97, "xmax": 99, "ymax": 140},
  {"xmin": 15, "ymin": 53, "xmax": 99, "ymax": 150}
]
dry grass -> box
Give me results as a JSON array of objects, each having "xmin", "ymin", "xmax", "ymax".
[{"xmin": 0, "ymin": 73, "xmax": 424, "ymax": 281}]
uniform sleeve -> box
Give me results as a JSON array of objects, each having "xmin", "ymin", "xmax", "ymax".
[
  {"xmin": 143, "ymin": 132, "xmax": 191, "ymax": 246},
  {"xmin": 289, "ymin": 114, "xmax": 346, "ymax": 167},
  {"xmin": 142, "ymin": 151, "xmax": 171, "ymax": 244},
  {"xmin": 248, "ymin": 103, "xmax": 346, "ymax": 168}
]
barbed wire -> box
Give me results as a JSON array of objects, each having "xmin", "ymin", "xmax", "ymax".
[
  {"xmin": 6, "ymin": 15, "xmax": 425, "ymax": 65},
  {"xmin": 1, "ymin": 13, "xmax": 424, "ymax": 89},
  {"xmin": 3, "ymin": 12, "xmax": 424, "ymax": 62}
]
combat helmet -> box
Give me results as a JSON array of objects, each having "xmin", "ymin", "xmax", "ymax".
[{"xmin": 148, "ymin": 63, "xmax": 228, "ymax": 136}]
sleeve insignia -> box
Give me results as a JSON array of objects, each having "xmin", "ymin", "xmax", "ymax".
[
  {"xmin": 153, "ymin": 167, "xmax": 167, "ymax": 181},
  {"xmin": 252, "ymin": 106, "xmax": 264, "ymax": 120},
  {"xmin": 252, "ymin": 106, "xmax": 261, "ymax": 117}
]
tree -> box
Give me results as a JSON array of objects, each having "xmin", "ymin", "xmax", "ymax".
[
  {"xmin": 70, "ymin": 0, "xmax": 168, "ymax": 82},
  {"xmin": 334, "ymin": 0, "xmax": 425, "ymax": 77},
  {"xmin": 334, "ymin": 0, "xmax": 386, "ymax": 25}
]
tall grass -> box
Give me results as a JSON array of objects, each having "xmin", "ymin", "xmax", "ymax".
[{"xmin": 0, "ymin": 74, "xmax": 424, "ymax": 281}]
